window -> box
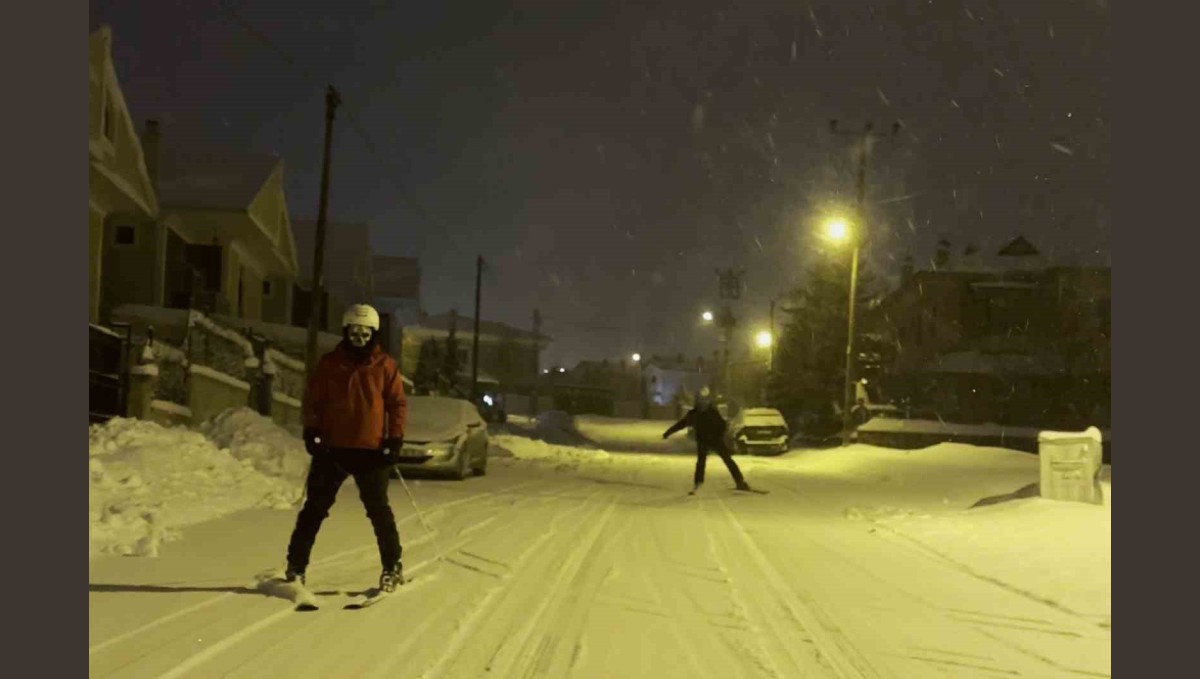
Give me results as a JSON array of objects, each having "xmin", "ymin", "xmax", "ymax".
[
  {"xmin": 262, "ymin": 279, "xmax": 273, "ymax": 297},
  {"xmin": 114, "ymin": 225, "xmax": 135, "ymax": 245}
]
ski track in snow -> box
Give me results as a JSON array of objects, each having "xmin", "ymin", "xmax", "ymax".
[
  {"xmin": 88, "ymin": 477, "xmax": 547, "ymax": 677},
  {"xmin": 90, "ymin": 447, "xmax": 1110, "ymax": 679}
]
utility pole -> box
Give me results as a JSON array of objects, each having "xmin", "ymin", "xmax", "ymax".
[
  {"xmin": 768, "ymin": 298, "xmax": 776, "ymax": 373},
  {"xmin": 830, "ymin": 119, "xmax": 900, "ymax": 444},
  {"xmin": 470, "ymin": 255, "xmax": 483, "ymax": 404},
  {"xmin": 531, "ymin": 308, "xmax": 542, "ymax": 416},
  {"xmin": 305, "ymin": 85, "xmax": 342, "ymax": 375},
  {"xmin": 715, "ymin": 268, "xmax": 744, "ymax": 404}
]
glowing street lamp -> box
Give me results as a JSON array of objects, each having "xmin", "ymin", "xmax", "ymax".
[
  {"xmin": 755, "ymin": 330, "xmax": 773, "ymax": 349},
  {"xmin": 824, "ymin": 217, "xmax": 850, "ymax": 243},
  {"xmin": 631, "ymin": 353, "xmax": 641, "ymax": 363},
  {"xmin": 701, "ymin": 310, "xmax": 714, "ymax": 323}
]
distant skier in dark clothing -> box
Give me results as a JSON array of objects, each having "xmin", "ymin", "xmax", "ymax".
[{"xmin": 663, "ymin": 387, "xmax": 752, "ymax": 494}]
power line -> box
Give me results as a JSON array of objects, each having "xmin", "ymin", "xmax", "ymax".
[{"xmin": 211, "ymin": 0, "xmax": 474, "ymax": 252}]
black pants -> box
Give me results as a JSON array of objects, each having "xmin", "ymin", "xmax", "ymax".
[
  {"xmin": 286, "ymin": 449, "xmax": 402, "ymax": 573},
  {"xmin": 694, "ymin": 439, "xmax": 746, "ymax": 486}
]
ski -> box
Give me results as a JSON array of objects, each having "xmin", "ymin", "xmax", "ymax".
[
  {"xmin": 734, "ymin": 487, "xmax": 769, "ymax": 495},
  {"xmin": 344, "ymin": 588, "xmax": 391, "ymax": 610},
  {"xmin": 343, "ymin": 576, "xmax": 416, "ymax": 610},
  {"xmin": 255, "ymin": 572, "xmax": 321, "ymax": 611}
]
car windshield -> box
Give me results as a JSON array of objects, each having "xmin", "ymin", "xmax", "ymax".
[
  {"xmin": 405, "ymin": 397, "xmax": 469, "ymax": 442},
  {"xmin": 742, "ymin": 410, "xmax": 786, "ymax": 427}
]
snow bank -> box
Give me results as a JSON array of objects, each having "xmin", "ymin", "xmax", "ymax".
[
  {"xmin": 491, "ymin": 434, "xmax": 612, "ymax": 467},
  {"xmin": 850, "ymin": 496, "xmax": 1111, "ymax": 619},
  {"xmin": 529, "ymin": 411, "xmax": 598, "ymax": 447},
  {"xmin": 859, "ymin": 417, "xmax": 1111, "ymax": 441},
  {"xmin": 575, "ymin": 414, "xmax": 695, "ymax": 453},
  {"xmin": 89, "ymin": 416, "xmax": 304, "ymax": 560},
  {"xmin": 197, "ymin": 407, "xmax": 311, "ymax": 482}
]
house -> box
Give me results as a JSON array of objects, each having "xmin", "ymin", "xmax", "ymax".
[
  {"xmin": 567, "ymin": 359, "xmax": 642, "ymax": 402},
  {"xmin": 642, "ymin": 355, "xmax": 711, "ymax": 406},
  {"xmin": 876, "ymin": 236, "xmax": 1111, "ymax": 427},
  {"xmin": 291, "ymin": 220, "xmax": 375, "ymax": 333},
  {"xmin": 400, "ymin": 311, "xmax": 548, "ymax": 392},
  {"xmin": 89, "ymin": 26, "xmax": 159, "ymax": 324},
  {"xmin": 149, "ymin": 131, "xmax": 300, "ymax": 325},
  {"xmin": 372, "ymin": 255, "xmax": 422, "ymax": 356}
]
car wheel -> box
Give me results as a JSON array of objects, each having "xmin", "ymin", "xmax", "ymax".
[
  {"xmin": 455, "ymin": 446, "xmax": 470, "ymax": 481},
  {"xmin": 473, "ymin": 445, "xmax": 488, "ymax": 476}
]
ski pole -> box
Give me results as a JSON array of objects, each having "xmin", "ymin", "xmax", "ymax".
[{"xmin": 393, "ymin": 465, "xmax": 445, "ymax": 563}]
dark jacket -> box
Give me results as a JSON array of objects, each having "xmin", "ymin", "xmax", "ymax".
[
  {"xmin": 664, "ymin": 404, "xmax": 727, "ymax": 446},
  {"xmin": 302, "ymin": 342, "xmax": 408, "ymax": 450}
]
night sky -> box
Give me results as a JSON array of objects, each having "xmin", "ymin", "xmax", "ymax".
[{"xmin": 89, "ymin": 0, "xmax": 1111, "ymax": 366}]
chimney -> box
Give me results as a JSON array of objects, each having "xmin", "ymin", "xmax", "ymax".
[
  {"xmin": 142, "ymin": 119, "xmax": 161, "ymax": 188},
  {"xmin": 934, "ymin": 237, "xmax": 951, "ymax": 269}
]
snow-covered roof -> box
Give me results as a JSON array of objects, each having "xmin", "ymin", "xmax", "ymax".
[
  {"xmin": 155, "ymin": 147, "xmax": 280, "ymax": 210},
  {"xmin": 644, "ymin": 356, "xmax": 706, "ymax": 373},
  {"xmin": 411, "ymin": 313, "xmax": 543, "ymax": 343}
]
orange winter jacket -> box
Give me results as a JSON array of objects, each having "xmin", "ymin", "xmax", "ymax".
[{"xmin": 302, "ymin": 343, "xmax": 408, "ymax": 450}]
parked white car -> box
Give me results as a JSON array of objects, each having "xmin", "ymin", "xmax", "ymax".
[
  {"xmin": 393, "ymin": 396, "xmax": 490, "ymax": 480},
  {"xmin": 726, "ymin": 408, "xmax": 790, "ymax": 456}
]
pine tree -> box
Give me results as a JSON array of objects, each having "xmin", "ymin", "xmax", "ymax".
[
  {"xmin": 413, "ymin": 340, "xmax": 441, "ymax": 394},
  {"xmin": 767, "ymin": 251, "xmax": 882, "ymax": 434}
]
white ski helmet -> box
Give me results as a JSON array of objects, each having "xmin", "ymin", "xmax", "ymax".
[{"xmin": 342, "ymin": 304, "xmax": 381, "ymax": 331}]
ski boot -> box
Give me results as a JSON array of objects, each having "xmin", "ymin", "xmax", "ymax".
[
  {"xmin": 284, "ymin": 566, "xmax": 306, "ymax": 587},
  {"xmin": 379, "ymin": 564, "xmax": 405, "ymax": 594}
]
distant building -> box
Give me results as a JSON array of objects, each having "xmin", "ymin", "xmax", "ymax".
[
  {"xmin": 875, "ymin": 236, "xmax": 1110, "ymax": 427},
  {"xmin": 372, "ymin": 256, "xmax": 422, "ymax": 355},
  {"xmin": 400, "ymin": 311, "xmax": 548, "ymax": 393},
  {"xmin": 642, "ymin": 355, "xmax": 711, "ymax": 406},
  {"xmin": 291, "ymin": 220, "xmax": 375, "ymax": 333}
]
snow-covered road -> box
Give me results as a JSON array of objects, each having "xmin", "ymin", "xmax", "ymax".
[{"xmin": 89, "ymin": 417, "xmax": 1110, "ymax": 678}]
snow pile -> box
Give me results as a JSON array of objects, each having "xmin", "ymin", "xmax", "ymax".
[
  {"xmin": 197, "ymin": 407, "xmax": 310, "ymax": 483},
  {"xmin": 575, "ymin": 415, "xmax": 694, "ymax": 453},
  {"xmin": 531, "ymin": 411, "xmax": 597, "ymax": 447},
  {"xmin": 89, "ymin": 417, "xmax": 303, "ymax": 560},
  {"xmin": 852, "ymin": 496, "xmax": 1111, "ymax": 619},
  {"xmin": 825, "ymin": 444, "xmax": 1111, "ymax": 619},
  {"xmin": 491, "ymin": 434, "xmax": 612, "ymax": 468}
]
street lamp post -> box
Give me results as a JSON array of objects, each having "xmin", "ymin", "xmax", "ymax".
[
  {"xmin": 829, "ymin": 119, "xmax": 900, "ymax": 444},
  {"xmin": 632, "ymin": 353, "xmax": 648, "ymax": 418},
  {"xmin": 754, "ymin": 330, "xmax": 773, "ymax": 405}
]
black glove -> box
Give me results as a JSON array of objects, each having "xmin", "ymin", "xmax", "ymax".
[
  {"xmin": 381, "ymin": 437, "xmax": 404, "ymax": 464},
  {"xmin": 662, "ymin": 432, "xmax": 670, "ymax": 440},
  {"xmin": 303, "ymin": 428, "xmax": 325, "ymax": 457}
]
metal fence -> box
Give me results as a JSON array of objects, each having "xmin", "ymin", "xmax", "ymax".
[{"xmin": 89, "ymin": 323, "xmax": 131, "ymax": 424}]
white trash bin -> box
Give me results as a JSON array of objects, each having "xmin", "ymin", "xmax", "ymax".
[{"xmin": 1037, "ymin": 427, "xmax": 1104, "ymax": 505}]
